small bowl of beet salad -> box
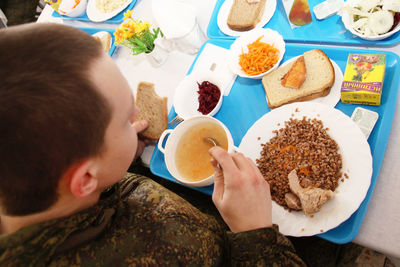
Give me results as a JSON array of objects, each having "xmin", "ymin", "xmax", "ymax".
[
  {"xmin": 196, "ymin": 80, "xmax": 222, "ymax": 116},
  {"xmin": 174, "ymin": 70, "xmax": 223, "ymax": 120}
]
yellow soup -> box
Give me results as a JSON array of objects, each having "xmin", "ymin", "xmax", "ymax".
[{"xmin": 175, "ymin": 122, "xmax": 229, "ymax": 181}]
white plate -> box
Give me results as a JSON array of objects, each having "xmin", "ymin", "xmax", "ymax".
[
  {"xmin": 228, "ymin": 28, "xmax": 285, "ymax": 79},
  {"xmin": 87, "ymin": 0, "xmax": 133, "ymax": 22},
  {"xmin": 265, "ymin": 57, "xmax": 344, "ymax": 107},
  {"xmin": 239, "ymin": 102, "xmax": 372, "ymax": 237},
  {"xmin": 217, "ymin": 0, "xmax": 277, "ymax": 36},
  {"xmin": 340, "ymin": 0, "xmax": 400, "ymax": 40}
]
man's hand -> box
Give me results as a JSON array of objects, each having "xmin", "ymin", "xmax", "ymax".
[
  {"xmin": 209, "ymin": 146, "xmax": 272, "ymax": 233},
  {"xmin": 132, "ymin": 120, "xmax": 149, "ymax": 162}
]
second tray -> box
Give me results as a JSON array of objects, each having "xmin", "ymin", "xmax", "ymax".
[{"xmin": 207, "ymin": 0, "xmax": 400, "ymax": 46}]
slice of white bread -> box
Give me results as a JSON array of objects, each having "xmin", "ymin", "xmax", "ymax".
[
  {"xmin": 135, "ymin": 82, "xmax": 168, "ymax": 140},
  {"xmin": 92, "ymin": 31, "xmax": 111, "ymax": 53},
  {"xmin": 262, "ymin": 49, "xmax": 335, "ymax": 109},
  {"xmin": 227, "ymin": 0, "xmax": 267, "ymax": 31}
]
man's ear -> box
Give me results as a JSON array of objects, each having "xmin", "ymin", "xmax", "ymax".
[{"xmin": 68, "ymin": 160, "xmax": 99, "ymax": 198}]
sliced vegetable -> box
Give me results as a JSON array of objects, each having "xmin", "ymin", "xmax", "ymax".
[{"xmin": 239, "ymin": 36, "xmax": 280, "ymax": 76}]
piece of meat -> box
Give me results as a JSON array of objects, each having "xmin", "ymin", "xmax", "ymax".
[
  {"xmin": 302, "ymin": 178, "xmax": 313, "ymax": 188},
  {"xmin": 281, "ymin": 56, "xmax": 307, "ymax": 89},
  {"xmin": 288, "ymin": 169, "xmax": 334, "ymax": 214},
  {"xmin": 288, "ymin": 169, "xmax": 302, "ymax": 194},
  {"xmin": 285, "ymin": 193, "xmax": 302, "ymax": 210}
]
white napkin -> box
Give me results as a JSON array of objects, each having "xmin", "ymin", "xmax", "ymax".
[{"xmin": 190, "ymin": 43, "xmax": 237, "ymax": 96}]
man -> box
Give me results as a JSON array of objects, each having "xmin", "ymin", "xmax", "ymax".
[{"xmin": 0, "ymin": 23, "xmax": 305, "ymax": 266}]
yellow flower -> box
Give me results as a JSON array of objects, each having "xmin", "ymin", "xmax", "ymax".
[
  {"xmin": 134, "ymin": 21, "xmax": 150, "ymax": 35},
  {"xmin": 114, "ymin": 13, "xmax": 161, "ymax": 55},
  {"xmin": 123, "ymin": 9, "xmax": 134, "ymax": 21},
  {"xmin": 114, "ymin": 28, "xmax": 126, "ymax": 45},
  {"xmin": 123, "ymin": 30, "xmax": 134, "ymax": 40},
  {"xmin": 121, "ymin": 20, "xmax": 134, "ymax": 30}
]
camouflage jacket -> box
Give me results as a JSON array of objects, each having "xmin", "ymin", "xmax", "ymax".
[{"xmin": 0, "ymin": 173, "xmax": 306, "ymax": 266}]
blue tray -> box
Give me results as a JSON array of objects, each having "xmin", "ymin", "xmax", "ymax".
[
  {"xmin": 150, "ymin": 39, "xmax": 400, "ymax": 244},
  {"xmin": 77, "ymin": 27, "xmax": 117, "ymax": 56},
  {"xmin": 207, "ymin": 0, "xmax": 400, "ymax": 46},
  {"xmin": 52, "ymin": 0, "xmax": 136, "ymax": 23}
]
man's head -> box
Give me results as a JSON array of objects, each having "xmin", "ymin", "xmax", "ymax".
[{"xmin": 0, "ymin": 23, "xmax": 140, "ymax": 216}]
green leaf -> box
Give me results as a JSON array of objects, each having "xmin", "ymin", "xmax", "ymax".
[{"xmin": 121, "ymin": 27, "xmax": 163, "ymax": 55}]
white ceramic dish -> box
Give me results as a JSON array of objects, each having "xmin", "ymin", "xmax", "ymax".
[
  {"xmin": 158, "ymin": 116, "xmax": 238, "ymax": 187},
  {"xmin": 87, "ymin": 0, "xmax": 133, "ymax": 22},
  {"xmin": 266, "ymin": 57, "xmax": 344, "ymax": 108},
  {"xmin": 340, "ymin": 0, "xmax": 400, "ymax": 40},
  {"xmin": 173, "ymin": 70, "xmax": 224, "ymax": 120},
  {"xmin": 228, "ymin": 28, "xmax": 285, "ymax": 79},
  {"xmin": 217, "ymin": 0, "xmax": 277, "ymax": 36},
  {"xmin": 239, "ymin": 102, "xmax": 372, "ymax": 237},
  {"xmin": 59, "ymin": 0, "xmax": 88, "ymax": 17}
]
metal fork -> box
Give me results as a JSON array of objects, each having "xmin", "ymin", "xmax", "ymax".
[{"xmin": 168, "ymin": 115, "xmax": 183, "ymax": 128}]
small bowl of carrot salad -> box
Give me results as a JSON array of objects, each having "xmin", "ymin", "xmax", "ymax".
[{"xmin": 228, "ymin": 28, "xmax": 285, "ymax": 79}]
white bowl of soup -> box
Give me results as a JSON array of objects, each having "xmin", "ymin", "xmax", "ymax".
[{"xmin": 158, "ymin": 116, "xmax": 238, "ymax": 187}]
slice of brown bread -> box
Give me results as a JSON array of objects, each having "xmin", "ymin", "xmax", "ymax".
[
  {"xmin": 135, "ymin": 82, "xmax": 168, "ymax": 140},
  {"xmin": 227, "ymin": 0, "xmax": 267, "ymax": 31},
  {"xmin": 262, "ymin": 49, "xmax": 335, "ymax": 109}
]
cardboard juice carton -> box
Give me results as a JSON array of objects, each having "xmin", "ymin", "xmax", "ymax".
[{"xmin": 341, "ymin": 53, "xmax": 386, "ymax": 106}]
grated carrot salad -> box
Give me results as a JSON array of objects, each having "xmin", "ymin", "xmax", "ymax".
[{"xmin": 239, "ymin": 36, "xmax": 280, "ymax": 76}]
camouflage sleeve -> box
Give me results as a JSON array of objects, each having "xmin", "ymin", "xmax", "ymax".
[
  {"xmin": 227, "ymin": 225, "xmax": 307, "ymax": 266},
  {"xmin": 118, "ymin": 173, "xmax": 306, "ymax": 266}
]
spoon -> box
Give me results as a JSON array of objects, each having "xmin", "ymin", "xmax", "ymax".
[
  {"xmin": 203, "ymin": 137, "xmax": 220, "ymax": 147},
  {"xmin": 203, "ymin": 137, "xmax": 222, "ymax": 170}
]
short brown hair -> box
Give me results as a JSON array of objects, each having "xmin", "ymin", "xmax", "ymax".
[{"xmin": 0, "ymin": 23, "xmax": 111, "ymax": 216}]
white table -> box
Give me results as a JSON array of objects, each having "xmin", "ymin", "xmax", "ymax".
[{"xmin": 38, "ymin": 0, "xmax": 400, "ymax": 260}]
